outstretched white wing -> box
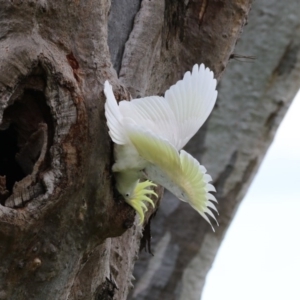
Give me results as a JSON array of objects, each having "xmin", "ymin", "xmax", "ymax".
[
  {"xmin": 165, "ymin": 64, "xmax": 218, "ymax": 149},
  {"xmin": 119, "ymin": 96, "xmax": 178, "ymax": 147},
  {"xmin": 124, "ymin": 120, "xmax": 181, "ymax": 177},
  {"xmin": 104, "ymin": 81, "xmax": 129, "ymax": 145},
  {"xmin": 178, "ymin": 150, "xmax": 218, "ymax": 229},
  {"xmin": 118, "ymin": 64, "xmax": 218, "ymax": 150},
  {"xmin": 125, "ymin": 122, "xmax": 218, "ymax": 229}
]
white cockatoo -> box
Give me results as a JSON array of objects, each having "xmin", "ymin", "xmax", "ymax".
[{"xmin": 104, "ymin": 64, "xmax": 218, "ymax": 229}]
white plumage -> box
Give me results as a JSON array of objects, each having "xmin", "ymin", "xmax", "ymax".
[{"xmin": 104, "ymin": 64, "xmax": 219, "ymax": 229}]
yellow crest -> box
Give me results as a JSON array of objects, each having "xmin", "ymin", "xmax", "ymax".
[{"xmin": 127, "ymin": 180, "xmax": 157, "ymax": 224}]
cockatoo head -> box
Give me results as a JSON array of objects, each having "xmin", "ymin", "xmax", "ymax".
[
  {"xmin": 114, "ymin": 171, "xmax": 157, "ymax": 224},
  {"xmin": 117, "ymin": 183, "xmax": 135, "ymax": 202},
  {"xmin": 114, "ymin": 171, "xmax": 139, "ymax": 201}
]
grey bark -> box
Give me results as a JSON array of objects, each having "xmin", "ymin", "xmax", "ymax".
[
  {"xmin": 130, "ymin": 1, "xmax": 300, "ymax": 300},
  {"xmin": 0, "ymin": 1, "xmax": 130, "ymax": 299},
  {"xmin": 0, "ymin": 0, "xmax": 297, "ymax": 300}
]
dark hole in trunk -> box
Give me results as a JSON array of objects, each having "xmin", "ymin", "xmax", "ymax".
[
  {"xmin": 0, "ymin": 82, "xmax": 54, "ymax": 205},
  {"xmin": 0, "ymin": 126, "xmax": 26, "ymax": 192}
]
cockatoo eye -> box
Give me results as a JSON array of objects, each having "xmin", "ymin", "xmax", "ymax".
[{"xmin": 125, "ymin": 193, "xmax": 130, "ymax": 197}]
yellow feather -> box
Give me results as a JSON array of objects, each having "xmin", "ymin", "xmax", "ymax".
[
  {"xmin": 177, "ymin": 150, "xmax": 218, "ymax": 229},
  {"xmin": 126, "ymin": 123, "xmax": 218, "ymax": 228},
  {"xmin": 126, "ymin": 180, "xmax": 157, "ymax": 225},
  {"xmin": 126, "ymin": 125, "xmax": 181, "ymax": 179}
]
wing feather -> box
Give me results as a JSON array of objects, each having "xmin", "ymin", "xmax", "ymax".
[
  {"xmin": 143, "ymin": 147, "xmax": 219, "ymax": 228},
  {"xmin": 178, "ymin": 150, "xmax": 218, "ymax": 229},
  {"xmin": 165, "ymin": 64, "xmax": 218, "ymax": 149},
  {"xmin": 124, "ymin": 121, "xmax": 181, "ymax": 177},
  {"xmin": 104, "ymin": 81, "xmax": 128, "ymax": 145},
  {"xmin": 119, "ymin": 96, "xmax": 178, "ymax": 146},
  {"xmin": 117, "ymin": 64, "xmax": 217, "ymax": 151}
]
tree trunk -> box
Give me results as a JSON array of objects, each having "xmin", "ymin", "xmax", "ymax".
[
  {"xmin": 0, "ymin": 0, "xmax": 297, "ymax": 299},
  {"xmin": 130, "ymin": 1, "xmax": 300, "ymax": 300}
]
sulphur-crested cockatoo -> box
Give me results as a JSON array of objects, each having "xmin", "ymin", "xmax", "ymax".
[{"xmin": 104, "ymin": 64, "xmax": 218, "ymax": 229}]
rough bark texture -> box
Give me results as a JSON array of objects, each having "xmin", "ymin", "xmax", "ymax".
[
  {"xmin": 0, "ymin": 1, "xmax": 132, "ymax": 299},
  {"xmin": 0, "ymin": 0, "xmax": 298, "ymax": 299},
  {"xmin": 130, "ymin": 1, "xmax": 300, "ymax": 300}
]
